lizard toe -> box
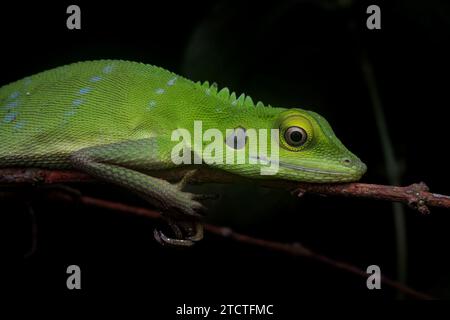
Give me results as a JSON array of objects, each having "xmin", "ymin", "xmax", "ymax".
[{"xmin": 153, "ymin": 228, "xmax": 196, "ymax": 247}]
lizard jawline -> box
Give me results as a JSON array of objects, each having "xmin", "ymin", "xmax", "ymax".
[
  {"xmin": 278, "ymin": 160, "xmax": 349, "ymax": 176},
  {"xmin": 250, "ymin": 155, "xmax": 349, "ymax": 176}
]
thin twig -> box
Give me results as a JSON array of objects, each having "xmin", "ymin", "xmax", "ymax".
[
  {"xmin": 2, "ymin": 168, "xmax": 449, "ymax": 213},
  {"xmin": 7, "ymin": 167, "xmax": 438, "ymax": 298},
  {"xmin": 47, "ymin": 192, "xmax": 433, "ymax": 300}
]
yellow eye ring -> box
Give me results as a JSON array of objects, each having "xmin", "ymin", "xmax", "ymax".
[{"xmin": 276, "ymin": 113, "xmax": 313, "ymax": 151}]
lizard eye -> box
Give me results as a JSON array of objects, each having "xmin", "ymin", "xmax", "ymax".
[
  {"xmin": 225, "ymin": 127, "xmax": 247, "ymax": 149},
  {"xmin": 284, "ymin": 126, "xmax": 307, "ymax": 147},
  {"xmin": 276, "ymin": 111, "xmax": 313, "ymax": 151}
]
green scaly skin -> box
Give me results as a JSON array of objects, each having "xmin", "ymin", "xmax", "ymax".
[{"xmin": 0, "ymin": 60, "xmax": 366, "ymax": 245}]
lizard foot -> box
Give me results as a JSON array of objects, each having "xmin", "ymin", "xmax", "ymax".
[
  {"xmin": 153, "ymin": 218, "xmax": 204, "ymax": 247},
  {"xmin": 165, "ymin": 171, "xmax": 211, "ymax": 218},
  {"xmin": 167, "ymin": 192, "xmax": 206, "ymax": 218}
]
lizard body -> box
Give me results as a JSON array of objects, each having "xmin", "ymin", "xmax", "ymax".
[{"xmin": 1, "ymin": 60, "xmax": 366, "ymax": 245}]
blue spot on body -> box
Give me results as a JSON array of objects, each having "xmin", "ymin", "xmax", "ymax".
[
  {"xmin": 6, "ymin": 101, "xmax": 19, "ymax": 108},
  {"xmin": 64, "ymin": 110, "xmax": 76, "ymax": 117},
  {"xmin": 148, "ymin": 100, "xmax": 157, "ymax": 110},
  {"xmin": 103, "ymin": 65, "xmax": 113, "ymax": 74},
  {"xmin": 9, "ymin": 91, "xmax": 20, "ymax": 99},
  {"xmin": 3, "ymin": 112, "xmax": 18, "ymax": 123},
  {"xmin": 13, "ymin": 120, "xmax": 26, "ymax": 130},
  {"xmin": 155, "ymin": 88, "xmax": 165, "ymax": 94},
  {"xmin": 79, "ymin": 87, "xmax": 92, "ymax": 94},
  {"xmin": 72, "ymin": 99, "xmax": 83, "ymax": 106},
  {"xmin": 90, "ymin": 76, "xmax": 102, "ymax": 82},
  {"xmin": 1, "ymin": 101, "xmax": 18, "ymax": 110},
  {"xmin": 167, "ymin": 77, "xmax": 177, "ymax": 86}
]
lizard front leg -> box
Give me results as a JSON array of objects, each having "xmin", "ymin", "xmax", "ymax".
[{"xmin": 69, "ymin": 137, "xmax": 205, "ymax": 244}]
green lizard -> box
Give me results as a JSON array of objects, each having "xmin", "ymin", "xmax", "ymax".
[{"xmin": 1, "ymin": 60, "xmax": 366, "ymax": 246}]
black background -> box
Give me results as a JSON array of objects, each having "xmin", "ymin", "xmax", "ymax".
[{"xmin": 7, "ymin": 0, "xmax": 450, "ymax": 310}]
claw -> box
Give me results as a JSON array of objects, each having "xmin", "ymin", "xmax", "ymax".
[
  {"xmin": 153, "ymin": 228, "xmax": 195, "ymax": 247},
  {"xmin": 153, "ymin": 219, "xmax": 204, "ymax": 247}
]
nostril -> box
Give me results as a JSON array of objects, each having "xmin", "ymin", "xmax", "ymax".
[{"xmin": 342, "ymin": 158, "xmax": 352, "ymax": 165}]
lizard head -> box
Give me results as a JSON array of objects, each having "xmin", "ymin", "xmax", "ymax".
[
  {"xmin": 218, "ymin": 108, "xmax": 367, "ymax": 183},
  {"xmin": 268, "ymin": 109, "xmax": 366, "ymax": 182}
]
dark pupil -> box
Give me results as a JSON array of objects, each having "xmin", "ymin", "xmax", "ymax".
[{"xmin": 290, "ymin": 130, "xmax": 303, "ymax": 143}]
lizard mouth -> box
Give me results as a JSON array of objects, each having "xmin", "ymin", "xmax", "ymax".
[
  {"xmin": 250, "ymin": 155, "xmax": 366, "ymax": 179},
  {"xmin": 278, "ymin": 160, "xmax": 351, "ymax": 176}
]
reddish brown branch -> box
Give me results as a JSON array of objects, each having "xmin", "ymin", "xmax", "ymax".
[
  {"xmin": 8, "ymin": 167, "xmax": 436, "ymax": 298},
  {"xmin": 1, "ymin": 168, "xmax": 449, "ymax": 213},
  {"xmin": 291, "ymin": 181, "xmax": 450, "ymax": 214},
  {"xmin": 0, "ymin": 168, "xmax": 92, "ymax": 184},
  {"xmin": 49, "ymin": 192, "xmax": 432, "ymax": 300}
]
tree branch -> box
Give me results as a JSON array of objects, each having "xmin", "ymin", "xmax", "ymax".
[
  {"xmin": 2, "ymin": 168, "xmax": 449, "ymax": 214},
  {"xmin": 8, "ymin": 167, "xmax": 437, "ymax": 298},
  {"xmin": 46, "ymin": 192, "xmax": 433, "ymax": 300}
]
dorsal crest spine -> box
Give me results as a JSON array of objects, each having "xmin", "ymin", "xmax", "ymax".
[{"xmin": 195, "ymin": 80, "xmax": 271, "ymax": 108}]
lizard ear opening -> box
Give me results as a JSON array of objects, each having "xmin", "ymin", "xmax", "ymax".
[{"xmin": 225, "ymin": 127, "xmax": 247, "ymax": 150}]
